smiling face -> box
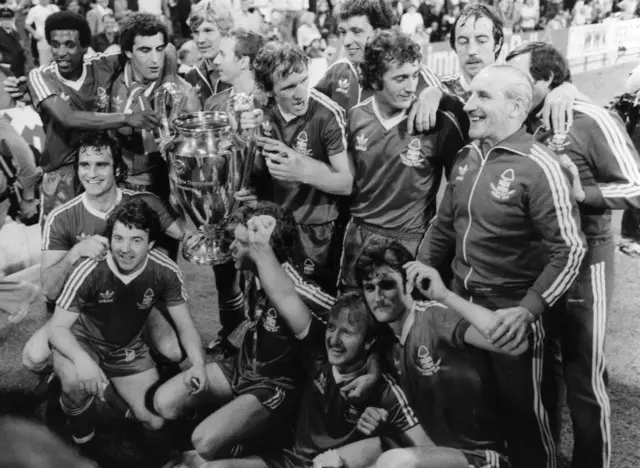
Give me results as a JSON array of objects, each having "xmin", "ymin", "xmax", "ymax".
[
  {"xmin": 50, "ymin": 30, "xmax": 87, "ymax": 79},
  {"xmin": 375, "ymin": 60, "xmax": 420, "ymax": 113},
  {"xmin": 110, "ymin": 221, "xmax": 153, "ymax": 273},
  {"xmin": 125, "ymin": 33, "xmax": 166, "ymax": 84},
  {"xmin": 213, "ymin": 36, "xmax": 243, "ymax": 84},
  {"xmin": 464, "ymin": 68, "xmax": 514, "ymax": 144},
  {"xmin": 338, "ymin": 15, "xmax": 376, "ymax": 65},
  {"xmin": 77, "ymin": 145, "xmax": 116, "ymax": 198},
  {"xmin": 271, "ymin": 68, "xmax": 310, "ymax": 116},
  {"xmin": 454, "ymin": 16, "xmax": 498, "ymax": 83},
  {"xmin": 361, "ymin": 267, "xmax": 411, "ymax": 325},
  {"xmin": 192, "ymin": 20, "xmax": 222, "ymax": 61},
  {"xmin": 325, "ymin": 307, "xmax": 370, "ymax": 370}
]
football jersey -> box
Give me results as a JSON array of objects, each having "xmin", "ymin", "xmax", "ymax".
[
  {"xmin": 27, "ymin": 51, "xmax": 121, "ymax": 173},
  {"xmin": 441, "ymin": 72, "xmax": 472, "ymax": 104},
  {"xmin": 233, "ymin": 263, "xmax": 335, "ymax": 391},
  {"xmin": 185, "ymin": 60, "xmax": 232, "ymax": 110},
  {"xmin": 348, "ymin": 96, "xmax": 466, "ymax": 232},
  {"xmin": 286, "ymin": 319, "xmax": 419, "ymax": 464},
  {"xmin": 260, "ymin": 89, "xmax": 347, "ymax": 225},
  {"xmin": 41, "ymin": 188, "xmax": 178, "ymax": 251},
  {"xmin": 57, "ymin": 250, "xmax": 188, "ymax": 347},
  {"xmin": 315, "ymin": 57, "xmax": 443, "ymax": 113},
  {"xmin": 389, "ymin": 301, "xmax": 506, "ymax": 452}
]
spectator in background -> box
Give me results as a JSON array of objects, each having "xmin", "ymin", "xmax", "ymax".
[
  {"xmin": 234, "ymin": 0, "xmax": 264, "ymax": 33},
  {"xmin": 297, "ymin": 10, "xmax": 321, "ymax": 50},
  {"xmin": 177, "ymin": 38, "xmax": 198, "ymax": 77},
  {"xmin": 315, "ymin": 0, "xmax": 337, "ymax": 37},
  {"xmin": 90, "ymin": 12, "xmax": 119, "ymax": 52},
  {"xmin": 0, "ymin": 6, "xmax": 26, "ymax": 77},
  {"xmin": 65, "ymin": 0, "xmax": 83, "ymax": 14},
  {"xmin": 519, "ymin": 0, "xmax": 539, "ymax": 30},
  {"xmin": 86, "ymin": 0, "xmax": 113, "ymax": 35},
  {"xmin": 24, "ymin": 0, "xmax": 59, "ymax": 66},
  {"xmin": 400, "ymin": 2, "xmax": 425, "ymax": 34},
  {"xmin": 166, "ymin": 0, "xmax": 191, "ymax": 43}
]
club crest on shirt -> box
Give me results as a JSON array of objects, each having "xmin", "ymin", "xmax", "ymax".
[
  {"xmin": 123, "ymin": 348, "xmax": 136, "ymax": 363},
  {"xmin": 303, "ymin": 258, "xmax": 315, "ymax": 276},
  {"xmin": 294, "ymin": 131, "xmax": 313, "ymax": 157},
  {"xmin": 262, "ymin": 308, "xmax": 280, "ymax": 333},
  {"xmin": 137, "ymin": 288, "xmax": 155, "ymax": 310},
  {"xmin": 400, "ymin": 138, "xmax": 425, "ymax": 167},
  {"xmin": 416, "ymin": 345, "xmax": 441, "ymax": 376},
  {"xmin": 313, "ymin": 371, "xmax": 328, "ymax": 395},
  {"xmin": 96, "ymin": 87, "xmax": 109, "ymax": 111},
  {"xmin": 355, "ymin": 134, "xmax": 368, "ymax": 151},
  {"xmin": 99, "ymin": 290, "xmax": 114, "ymax": 304},
  {"xmin": 112, "ymin": 94, "xmax": 123, "ymax": 109},
  {"xmin": 547, "ymin": 132, "xmax": 570, "ymax": 152},
  {"xmin": 336, "ymin": 78, "xmax": 350, "ymax": 95},
  {"xmin": 490, "ymin": 168, "xmax": 516, "ymax": 201},
  {"xmin": 261, "ymin": 120, "xmax": 273, "ymax": 137},
  {"xmin": 344, "ymin": 404, "xmax": 361, "ymax": 424},
  {"xmin": 456, "ymin": 164, "xmax": 469, "ymax": 181},
  {"xmin": 60, "ymin": 92, "xmax": 70, "ymax": 102}
]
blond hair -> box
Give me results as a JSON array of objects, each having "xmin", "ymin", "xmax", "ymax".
[{"xmin": 189, "ymin": 0, "xmax": 235, "ymax": 35}]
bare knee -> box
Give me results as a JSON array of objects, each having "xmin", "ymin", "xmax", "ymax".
[
  {"xmin": 376, "ymin": 449, "xmax": 421, "ymax": 468},
  {"xmin": 139, "ymin": 412, "xmax": 165, "ymax": 431},
  {"xmin": 23, "ymin": 328, "xmax": 52, "ymax": 372},
  {"xmin": 154, "ymin": 339, "xmax": 184, "ymax": 364},
  {"xmin": 153, "ymin": 384, "xmax": 184, "ymax": 421},
  {"xmin": 192, "ymin": 424, "xmax": 224, "ymax": 460}
]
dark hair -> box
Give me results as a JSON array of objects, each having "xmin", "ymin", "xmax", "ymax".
[
  {"xmin": 226, "ymin": 201, "xmax": 296, "ymax": 263},
  {"xmin": 105, "ymin": 197, "xmax": 161, "ymax": 243},
  {"xmin": 253, "ymin": 41, "xmax": 308, "ymax": 94},
  {"xmin": 355, "ymin": 240, "xmax": 414, "ymax": 290},
  {"xmin": 119, "ymin": 13, "xmax": 168, "ymax": 54},
  {"xmin": 449, "ymin": 4, "xmax": 504, "ymax": 59},
  {"xmin": 362, "ymin": 30, "xmax": 422, "ymax": 91},
  {"xmin": 229, "ymin": 28, "xmax": 265, "ymax": 66},
  {"xmin": 338, "ymin": 0, "xmax": 397, "ymax": 30},
  {"xmin": 77, "ymin": 131, "xmax": 127, "ymax": 183},
  {"xmin": 506, "ymin": 42, "xmax": 571, "ymax": 90},
  {"xmin": 329, "ymin": 291, "xmax": 381, "ymax": 342},
  {"xmin": 45, "ymin": 11, "xmax": 92, "ymax": 48}
]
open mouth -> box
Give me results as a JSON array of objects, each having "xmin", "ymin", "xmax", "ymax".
[
  {"xmin": 469, "ymin": 115, "xmax": 485, "ymax": 124},
  {"xmin": 57, "ymin": 60, "xmax": 70, "ymax": 68}
]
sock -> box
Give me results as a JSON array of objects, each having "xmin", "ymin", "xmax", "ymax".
[{"xmin": 59, "ymin": 395, "xmax": 96, "ymax": 443}]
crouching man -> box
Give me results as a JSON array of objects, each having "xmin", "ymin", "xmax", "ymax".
[{"xmin": 47, "ymin": 198, "xmax": 206, "ymax": 444}]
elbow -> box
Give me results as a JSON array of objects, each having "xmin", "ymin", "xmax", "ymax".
[{"xmin": 339, "ymin": 175, "xmax": 354, "ymax": 196}]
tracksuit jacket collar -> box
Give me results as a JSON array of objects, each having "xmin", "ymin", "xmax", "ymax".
[{"xmin": 475, "ymin": 126, "xmax": 533, "ymax": 157}]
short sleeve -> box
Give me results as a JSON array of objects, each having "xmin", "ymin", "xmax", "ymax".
[
  {"xmin": 379, "ymin": 373, "xmax": 420, "ymax": 433},
  {"xmin": 56, "ymin": 259, "xmax": 98, "ymax": 313},
  {"xmin": 321, "ymin": 105, "xmax": 347, "ymax": 158},
  {"xmin": 41, "ymin": 211, "xmax": 73, "ymax": 251},
  {"xmin": 425, "ymin": 303, "xmax": 471, "ymax": 348},
  {"xmin": 136, "ymin": 192, "xmax": 179, "ymax": 231},
  {"xmin": 28, "ymin": 67, "xmax": 60, "ymax": 108},
  {"xmin": 299, "ymin": 317, "xmax": 328, "ymax": 373},
  {"xmin": 158, "ymin": 259, "xmax": 189, "ymax": 307}
]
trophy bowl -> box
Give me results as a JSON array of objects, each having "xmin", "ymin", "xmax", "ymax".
[{"xmin": 164, "ymin": 111, "xmax": 241, "ymax": 265}]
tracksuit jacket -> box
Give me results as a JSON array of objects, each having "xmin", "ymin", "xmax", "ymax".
[{"xmin": 418, "ymin": 126, "xmax": 586, "ymax": 317}]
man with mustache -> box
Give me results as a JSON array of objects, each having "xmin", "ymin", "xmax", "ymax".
[
  {"xmin": 417, "ymin": 64, "xmax": 586, "ymax": 468},
  {"xmin": 337, "ymin": 30, "xmax": 466, "ymax": 291}
]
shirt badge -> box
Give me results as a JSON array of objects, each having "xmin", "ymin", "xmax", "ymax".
[
  {"xmin": 355, "ymin": 133, "xmax": 368, "ymax": 151},
  {"xmin": 261, "ymin": 120, "xmax": 273, "ymax": 137},
  {"xmin": 416, "ymin": 345, "xmax": 441, "ymax": 376},
  {"xmin": 99, "ymin": 290, "xmax": 114, "ymax": 304},
  {"xmin": 336, "ymin": 78, "xmax": 350, "ymax": 95},
  {"xmin": 137, "ymin": 288, "xmax": 155, "ymax": 310},
  {"xmin": 262, "ymin": 308, "xmax": 280, "ymax": 333},
  {"xmin": 96, "ymin": 87, "xmax": 109, "ymax": 111},
  {"xmin": 490, "ymin": 168, "xmax": 517, "ymax": 201},
  {"xmin": 456, "ymin": 163, "xmax": 469, "ymax": 181},
  {"xmin": 294, "ymin": 131, "xmax": 312, "ymax": 157},
  {"xmin": 400, "ymin": 138, "xmax": 425, "ymax": 167},
  {"xmin": 303, "ymin": 258, "xmax": 315, "ymax": 276}
]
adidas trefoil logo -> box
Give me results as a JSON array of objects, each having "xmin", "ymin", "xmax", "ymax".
[
  {"xmin": 355, "ymin": 134, "xmax": 368, "ymax": 151},
  {"xmin": 99, "ymin": 290, "xmax": 115, "ymax": 303}
]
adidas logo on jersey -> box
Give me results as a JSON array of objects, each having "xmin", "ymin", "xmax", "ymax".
[
  {"xmin": 336, "ymin": 78, "xmax": 350, "ymax": 94},
  {"xmin": 261, "ymin": 120, "xmax": 273, "ymax": 137},
  {"xmin": 355, "ymin": 134, "xmax": 368, "ymax": 151},
  {"xmin": 416, "ymin": 345, "xmax": 441, "ymax": 376},
  {"xmin": 456, "ymin": 164, "xmax": 468, "ymax": 181},
  {"xmin": 99, "ymin": 290, "xmax": 115, "ymax": 303},
  {"xmin": 313, "ymin": 372, "xmax": 327, "ymax": 395}
]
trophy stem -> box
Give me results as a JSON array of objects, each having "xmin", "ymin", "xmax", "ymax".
[{"xmin": 182, "ymin": 224, "xmax": 232, "ymax": 266}]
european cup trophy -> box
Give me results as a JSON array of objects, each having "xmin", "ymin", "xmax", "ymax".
[{"xmin": 155, "ymin": 82, "xmax": 258, "ymax": 265}]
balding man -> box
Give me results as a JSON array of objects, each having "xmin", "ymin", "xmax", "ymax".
[{"xmin": 417, "ymin": 65, "xmax": 586, "ymax": 468}]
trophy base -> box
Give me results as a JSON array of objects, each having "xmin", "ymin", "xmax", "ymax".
[{"xmin": 182, "ymin": 225, "xmax": 232, "ymax": 266}]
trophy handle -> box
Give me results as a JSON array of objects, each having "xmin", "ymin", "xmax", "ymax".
[{"xmin": 154, "ymin": 82, "xmax": 185, "ymax": 142}]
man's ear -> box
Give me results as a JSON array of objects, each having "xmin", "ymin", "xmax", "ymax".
[{"xmin": 240, "ymin": 55, "xmax": 250, "ymax": 71}]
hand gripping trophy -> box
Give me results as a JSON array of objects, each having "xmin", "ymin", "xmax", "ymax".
[{"xmin": 154, "ymin": 82, "xmax": 258, "ymax": 265}]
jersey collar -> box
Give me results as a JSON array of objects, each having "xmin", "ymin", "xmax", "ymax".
[
  {"xmin": 332, "ymin": 362, "xmax": 368, "ymax": 384},
  {"xmin": 397, "ymin": 302, "xmax": 417, "ymax": 346},
  {"xmin": 55, "ymin": 62, "xmax": 87, "ymax": 91},
  {"xmin": 106, "ymin": 251, "xmax": 149, "ymax": 285},
  {"xmin": 277, "ymin": 103, "xmax": 298, "ymax": 123},
  {"xmin": 82, "ymin": 188, "xmax": 123, "ymax": 220},
  {"xmin": 372, "ymin": 97, "xmax": 407, "ymax": 131}
]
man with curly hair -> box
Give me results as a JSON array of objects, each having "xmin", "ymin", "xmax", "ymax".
[
  {"xmin": 248, "ymin": 41, "xmax": 351, "ymax": 294},
  {"xmin": 337, "ymin": 30, "xmax": 467, "ymax": 290},
  {"xmin": 47, "ymin": 196, "xmax": 206, "ymax": 446},
  {"xmin": 22, "ymin": 132, "xmax": 187, "ymax": 392}
]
